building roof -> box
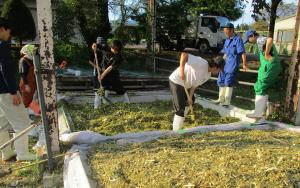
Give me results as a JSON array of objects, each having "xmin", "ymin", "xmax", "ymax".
[{"xmin": 276, "ymin": 15, "xmax": 296, "ymax": 22}]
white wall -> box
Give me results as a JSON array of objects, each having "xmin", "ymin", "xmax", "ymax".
[{"xmin": 274, "ymin": 16, "xmax": 300, "ymax": 55}]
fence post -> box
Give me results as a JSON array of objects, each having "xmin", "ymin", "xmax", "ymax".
[
  {"xmin": 32, "ymin": 48, "xmax": 54, "ymax": 172},
  {"xmin": 285, "ymin": 0, "xmax": 300, "ymax": 124},
  {"xmin": 36, "ymin": 0, "xmax": 60, "ymax": 155}
]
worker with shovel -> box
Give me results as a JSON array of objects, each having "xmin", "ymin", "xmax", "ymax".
[
  {"xmin": 244, "ymin": 30, "xmax": 282, "ymax": 119},
  {"xmin": 90, "ymin": 38, "xmax": 130, "ymax": 109},
  {"xmin": 169, "ymin": 53, "xmax": 225, "ymax": 131},
  {"xmin": 0, "ymin": 18, "xmax": 35, "ymax": 161}
]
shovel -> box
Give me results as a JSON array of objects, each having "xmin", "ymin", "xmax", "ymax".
[
  {"xmin": 183, "ymin": 81, "xmax": 196, "ymax": 122},
  {"xmin": 94, "ymin": 50, "xmax": 113, "ymax": 105}
]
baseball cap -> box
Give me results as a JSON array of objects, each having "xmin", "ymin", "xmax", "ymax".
[
  {"xmin": 223, "ymin": 22, "xmax": 234, "ymax": 29},
  {"xmin": 244, "ymin": 30, "xmax": 259, "ymax": 44}
]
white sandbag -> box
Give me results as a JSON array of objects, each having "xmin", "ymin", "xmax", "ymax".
[{"xmin": 59, "ymin": 131, "xmax": 110, "ymax": 144}]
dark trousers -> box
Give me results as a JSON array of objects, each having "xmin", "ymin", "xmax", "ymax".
[
  {"xmin": 169, "ymin": 80, "xmax": 194, "ymax": 117},
  {"xmin": 94, "ymin": 70, "xmax": 126, "ymax": 95}
]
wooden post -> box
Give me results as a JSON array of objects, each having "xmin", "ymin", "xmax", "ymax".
[
  {"xmin": 36, "ymin": 0, "xmax": 60, "ymax": 152},
  {"xmin": 285, "ymin": 1, "xmax": 300, "ymax": 118}
]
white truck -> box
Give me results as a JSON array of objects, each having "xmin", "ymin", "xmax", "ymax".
[{"xmin": 159, "ymin": 15, "xmax": 229, "ymax": 53}]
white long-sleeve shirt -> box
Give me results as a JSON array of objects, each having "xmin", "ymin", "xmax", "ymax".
[{"xmin": 169, "ymin": 54, "xmax": 211, "ymax": 88}]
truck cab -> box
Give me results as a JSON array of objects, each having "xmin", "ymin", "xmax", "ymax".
[
  {"xmin": 195, "ymin": 16, "xmax": 229, "ymax": 53},
  {"xmin": 159, "ymin": 15, "xmax": 229, "ymax": 53}
]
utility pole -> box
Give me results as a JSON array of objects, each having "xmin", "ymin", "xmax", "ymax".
[
  {"xmin": 285, "ymin": 0, "xmax": 300, "ymax": 124},
  {"xmin": 36, "ymin": 0, "xmax": 60, "ymax": 153}
]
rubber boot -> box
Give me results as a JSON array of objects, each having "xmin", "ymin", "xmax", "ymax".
[
  {"xmin": 0, "ymin": 131, "xmax": 16, "ymax": 161},
  {"xmin": 172, "ymin": 114, "xmax": 185, "ymax": 131},
  {"xmin": 13, "ymin": 133, "xmax": 36, "ymax": 161},
  {"xmin": 94, "ymin": 92, "xmax": 101, "ymax": 109},
  {"xmin": 246, "ymin": 95, "xmax": 268, "ymax": 119},
  {"xmin": 221, "ymin": 87, "xmax": 233, "ymax": 107},
  {"xmin": 212, "ymin": 87, "xmax": 225, "ymax": 104},
  {"xmin": 123, "ymin": 92, "xmax": 130, "ymax": 103}
]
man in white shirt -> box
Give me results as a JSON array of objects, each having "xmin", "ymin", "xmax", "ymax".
[{"xmin": 169, "ymin": 53, "xmax": 225, "ymax": 131}]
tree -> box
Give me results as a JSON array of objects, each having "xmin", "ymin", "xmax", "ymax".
[
  {"xmin": 156, "ymin": 1, "xmax": 191, "ymax": 47},
  {"xmin": 277, "ymin": 3, "xmax": 297, "ymax": 18},
  {"xmin": 251, "ymin": 19, "xmax": 269, "ymax": 31},
  {"xmin": 109, "ymin": 0, "xmax": 144, "ymax": 44},
  {"xmin": 53, "ymin": 1, "xmax": 75, "ymax": 42},
  {"xmin": 1, "ymin": 0, "xmax": 36, "ymax": 44},
  {"xmin": 189, "ymin": 0, "xmax": 245, "ymax": 21},
  {"xmin": 240, "ymin": 23, "xmax": 251, "ymax": 30},
  {"xmin": 132, "ymin": 0, "xmax": 245, "ymax": 50},
  {"xmin": 251, "ymin": 0, "xmax": 282, "ymax": 38},
  {"xmin": 63, "ymin": 0, "xmax": 111, "ymax": 45}
]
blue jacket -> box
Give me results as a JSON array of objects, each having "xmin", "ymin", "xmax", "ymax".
[
  {"xmin": 0, "ymin": 40, "xmax": 18, "ymax": 94},
  {"xmin": 222, "ymin": 34, "xmax": 245, "ymax": 73}
]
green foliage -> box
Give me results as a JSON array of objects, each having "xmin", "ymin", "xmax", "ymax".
[
  {"xmin": 53, "ymin": 42, "xmax": 89, "ymax": 67},
  {"xmin": 1, "ymin": 0, "xmax": 36, "ymax": 44},
  {"xmin": 189, "ymin": 0, "xmax": 244, "ymax": 21},
  {"xmin": 251, "ymin": 19, "xmax": 269, "ymax": 31},
  {"xmin": 114, "ymin": 25, "xmax": 144, "ymax": 45},
  {"xmin": 251, "ymin": 0, "xmax": 282, "ymax": 37},
  {"xmin": 71, "ymin": 0, "xmax": 111, "ymax": 45},
  {"xmin": 53, "ymin": 0, "xmax": 75, "ymax": 42},
  {"xmin": 157, "ymin": 1, "xmax": 191, "ymax": 40},
  {"xmin": 236, "ymin": 23, "xmax": 250, "ymax": 31}
]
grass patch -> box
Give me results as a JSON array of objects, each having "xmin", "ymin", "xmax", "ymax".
[
  {"xmin": 0, "ymin": 138, "xmax": 43, "ymax": 187},
  {"xmin": 66, "ymin": 101, "xmax": 239, "ymax": 136},
  {"xmin": 89, "ymin": 129, "xmax": 300, "ymax": 187}
]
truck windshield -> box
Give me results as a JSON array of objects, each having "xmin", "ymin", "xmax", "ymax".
[{"xmin": 217, "ymin": 17, "xmax": 230, "ymax": 28}]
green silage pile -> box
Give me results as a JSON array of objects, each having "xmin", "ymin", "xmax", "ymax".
[
  {"xmin": 66, "ymin": 101, "xmax": 239, "ymax": 136},
  {"xmin": 89, "ymin": 130, "xmax": 300, "ymax": 187}
]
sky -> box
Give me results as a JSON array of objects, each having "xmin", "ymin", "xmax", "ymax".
[{"xmin": 233, "ymin": 0, "xmax": 298, "ymax": 26}]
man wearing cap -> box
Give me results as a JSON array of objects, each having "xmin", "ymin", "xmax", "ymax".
[
  {"xmin": 0, "ymin": 18, "xmax": 35, "ymax": 161},
  {"xmin": 213, "ymin": 23, "xmax": 247, "ymax": 106},
  {"xmin": 244, "ymin": 30, "xmax": 281, "ymax": 119}
]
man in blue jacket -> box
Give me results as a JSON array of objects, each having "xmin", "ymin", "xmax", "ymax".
[
  {"xmin": 0, "ymin": 18, "xmax": 35, "ymax": 161},
  {"xmin": 213, "ymin": 23, "xmax": 247, "ymax": 106}
]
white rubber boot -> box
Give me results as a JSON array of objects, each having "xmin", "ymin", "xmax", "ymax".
[
  {"xmin": 103, "ymin": 90, "xmax": 109, "ymax": 104},
  {"xmin": 221, "ymin": 87, "xmax": 233, "ymax": 107},
  {"xmin": 212, "ymin": 87, "xmax": 225, "ymax": 104},
  {"xmin": 94, "ymin": 92, "xmax": 101, "ymax": 109},
  {"xmin": 33, "ymin": 124, "xmax": 46, "ymax": 150},
  {"xmin": 0, "ymin": 131, "xmax": 16, "ymax": 161},
  {"xmin": 13, "ymin": 133, "xmax": 36, "ymax": 161},
  {"xmin": 123, "ymin": 92, "xmax": 130, "ymax": 103},
  {"xmin": 246, "ymin": 95, "xmax": 268, "ymax": 118},
  {"xmin": 172, "ymin": 114, "xmax": 185, "ymax": 131},
  {"xmin": 184, "ymin": 107, "xmax": 189, "ymax": 117}
]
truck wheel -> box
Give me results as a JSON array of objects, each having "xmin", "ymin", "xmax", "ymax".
[{"xmin": 198, "ymin": 40, "xmax": 210, "ymax": 54}]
